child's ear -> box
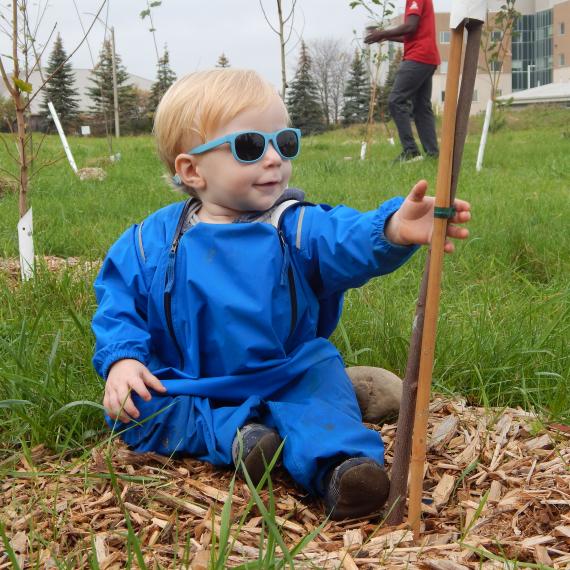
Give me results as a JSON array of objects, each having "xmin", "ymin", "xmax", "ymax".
[{"xmin": 175, "ymin": 154, "xmax": 206, "ymax": 191}]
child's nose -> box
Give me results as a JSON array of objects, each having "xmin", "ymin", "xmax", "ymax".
[{"xmin": 263, "ymin": 142, "xmax": 283, "ymax": 165}]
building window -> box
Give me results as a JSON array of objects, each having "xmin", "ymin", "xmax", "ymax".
[
  {"xmin": 560, "ymin": 53, "xmax": 566, "ymax": 66},
  {"xmin": 441, "ymin": 91, "xmax": 445, "ymax": 102},
  {"xmin": 440, "ymin": 61, "xmax": 448, "ymax": 74},
  {"xmin": 491, "ymin": 30, "xmax": 503, "ymax": 42},
  {"xmin": 472, "ymin": 90, "xmax": 478, "ymax": 102},
  {"xmin": 560, "ymin": 22, "xmax": 565, "ymax": 35},
  {"xmin": 439, "ymin": 31, "xmax": 450, "ymax": 44}
]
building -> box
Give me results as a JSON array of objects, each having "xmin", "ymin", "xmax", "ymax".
[
  {"xmin": 0, "ymin": 68, "xmax": 152, "ymax": 129},
  {"xmin": 382, "ymin": 0, "xmax": 570, "ymax": 114}
]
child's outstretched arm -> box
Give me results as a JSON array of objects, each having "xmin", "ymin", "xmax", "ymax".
[
  {"xmin": 385, "ymin": 180, "xmax": 471, "ymax": 253},
  {"xmin": 289, "ymin": 180, "xmax": 471, "ymax": 297}
]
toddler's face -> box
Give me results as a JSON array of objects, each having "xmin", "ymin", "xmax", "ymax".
[{"xmin": 192, "ymin": 97, "xmax": 293, "ymax": 214}]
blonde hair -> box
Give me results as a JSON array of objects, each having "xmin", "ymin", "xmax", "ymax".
[{"xmin": 153, "ymin": 69, "xmax": 286, "ymax": 194}]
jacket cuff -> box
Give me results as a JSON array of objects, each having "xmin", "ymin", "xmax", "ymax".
[
  {"xmin": 96, "ymin": 350, "xmax": 148, "ymax": 380},
  {"xmin": 373, "ymin": 196, "xmax": 420, "ymax": 266}
]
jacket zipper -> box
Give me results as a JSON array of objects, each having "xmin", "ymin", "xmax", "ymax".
[
  {"xmin": 278, "ymin": 229, "xmax": 298, "ymax": 336},
  {"xmin": 163, "ymin": 201, "xmax": 193, "ymax": 370}
]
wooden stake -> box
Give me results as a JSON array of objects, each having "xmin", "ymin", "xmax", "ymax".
[
  {"xmin": 407, "ymin": 24, "xmax": 465, "ymax": 540},
  {"xmin": 386, "ymin": 20, "xmax": 483, "ymax": 527}
]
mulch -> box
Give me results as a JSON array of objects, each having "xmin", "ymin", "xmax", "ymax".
[
  {"xmin": 0, "ymin": 256, "xmax": 100, "ymax": 284},
  {"xmin": 1, "ymin": 397, "xmax": 569, "ymax": 569}
]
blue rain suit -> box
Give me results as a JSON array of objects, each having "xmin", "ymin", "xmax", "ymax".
[{"xmin": 92, "ymin": 192, "xmax": 418, "ymax": 494}]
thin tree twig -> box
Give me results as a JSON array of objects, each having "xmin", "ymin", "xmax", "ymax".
[
  {"xmin": 30, "ymin": 130, "xmax": 50, "ymax": 163},
  {"xmin": 24, "ymin": 0, "xmax": 108, "ymax": 111},
  {"xmin": 25, "ymin": 22, "xmax": 56, "ymax": 81},
  {"xmin": 145, "ymin": 0, "xmax": 160, "ymax": 62},
  {"xmin": 258, "ymin": 0, "xmax": 279, "ymax": 35},
  {"xmin": 28, "ymin": 154, "xmax": 65, "ymax": 180},
  {"xmin": 0, "ymin": 166, "xmax": 19, "ymax": 182},
  {"xmin": 283, "ymin": 0, "xmax": 297, "ymax": 24}
]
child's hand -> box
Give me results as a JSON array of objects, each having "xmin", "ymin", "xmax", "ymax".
[
  {"xmin": 385, "ymin": 180, "xmax": 471, "ymax": 253},
  {"xmin": 104, "ymin": 359, "xmax": 167, "ymax": 423}
]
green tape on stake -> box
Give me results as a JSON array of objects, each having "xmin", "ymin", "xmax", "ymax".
[{"xmin": 434, "ymin": 206, "xmax": 456, "ymax": 219}]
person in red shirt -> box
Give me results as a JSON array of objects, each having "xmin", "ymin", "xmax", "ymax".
[{"xmin": 365, "ymin": 0, "xmax": 440, "ymax": 163}]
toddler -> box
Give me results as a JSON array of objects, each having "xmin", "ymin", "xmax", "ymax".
[{"xmin": 92, "ymin": 69, "xmax": 470, "ymax": 520}]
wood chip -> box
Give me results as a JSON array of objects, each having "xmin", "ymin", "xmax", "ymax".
[
  {"xmin": 0, "ymin": 396, "xmax": 567, "ymax": 569},
  {"xmin": 343, "ymin": 528, "xmax": 363, "ymax": 549},
  {"xmin": 433, "ymin": 473, "xmax": 456, "ymax": 508},
  {"xmin": 429, "ymin": 416, "xmax": 459, "ymax": 449},
  {"xmin": 521, "ymin": 535, "xmax": 555, "ymax": 548},
  {"xmin": 524, "ymin": 434, "xmax": 552, "ymax": 450},
  {"xmin": 554, "ymin": 525, "xmax": 570, "ymax": 538}
]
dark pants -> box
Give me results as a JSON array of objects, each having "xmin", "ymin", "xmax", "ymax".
[{"xmin": 389, "ymin": 60, "xmax": 439, "ymax": 155}]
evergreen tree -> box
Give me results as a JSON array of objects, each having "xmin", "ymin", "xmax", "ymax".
[
  {"xmin": 376, "ymin": 48, "xmax": 402, "ymax": 122},
  {"xmin": 87, "ymin": 40, "xmax": 136, "ymax": 126},
  {"xmin": 286, "ymin": 42, "xmax": 324, "ymax": 135},
  {"xmin": 40, "ymin": 34, "xmax": 79, "ymax": 128},
  {"xmin": 342, "ymin": 49, "xmax": 370, "ymax": 125},
  {"xmin": 150, "ymin": 46, "xmax": 177, "ymax": 110},
  {"xmin": 216, "ymin": 53, "xmax": 231, "ymax": 68}
]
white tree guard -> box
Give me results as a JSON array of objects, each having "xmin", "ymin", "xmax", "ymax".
[
  {"xmin": 476, "ymin": 99, "xmax": 493, "ymax": 172},
  {"xmin": 48, "ymin": 101, "xmax": 78, "ymax": 174},
  {"xmin": 18, "ymin": 207, "xmax": 34, "ymax": 281},
  {"xmin": 450, "ymin": 0, "xmax": 487, "ymax": 29}
]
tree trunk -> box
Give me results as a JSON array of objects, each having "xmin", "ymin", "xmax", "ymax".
[
  {"xmin": 277, "ymin": 0, "xmax": 287, "ymax": 99},
  {"xmin": 16, "ymin": 95, "xmax": 28, "ymax": 218}
]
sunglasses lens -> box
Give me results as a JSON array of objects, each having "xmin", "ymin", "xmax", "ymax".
[
  {"xmin": 276, "ymin": 129, "xmax": 299, "ymax": 158},
  {"xmin": 234, "ymin": 132, "xmax": 266, "ymax": 162}
]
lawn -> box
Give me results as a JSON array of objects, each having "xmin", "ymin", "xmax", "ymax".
[{"xmin": 0, "ymin": 106, "xmax": 568, "ymax": 453}]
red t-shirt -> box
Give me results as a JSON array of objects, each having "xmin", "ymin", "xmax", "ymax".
[{"xmin": 404, "ymin": 0, "xmax": 441, "ymax": 66}]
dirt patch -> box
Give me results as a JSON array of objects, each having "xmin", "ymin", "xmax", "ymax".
[
  {"xmin": 1, "ymin": 398, "xmax": 568, "ymax": 568},
  {"xmin": 0, "ymin": 256, "xmax": 101, "ymax": 282}
]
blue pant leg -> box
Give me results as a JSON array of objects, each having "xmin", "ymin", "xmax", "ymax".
[
  {"xmin": 265, "ymin": 356, "xmax": 385, "ymax": 495},
  {"xmin": 105, "ymin": 393, "xmax": 263, "ymax": 466}
]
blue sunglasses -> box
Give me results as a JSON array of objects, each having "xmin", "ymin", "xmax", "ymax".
[{"xmin": 188, "ymin": 128, "xmax": 302, "ymax": 164}]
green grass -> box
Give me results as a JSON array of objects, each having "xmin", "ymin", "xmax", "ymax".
[{"xmin": 0, "ymin": 105, "xmax": 569, "ymax": 454}]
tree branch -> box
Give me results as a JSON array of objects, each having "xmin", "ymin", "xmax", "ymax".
[
  {"xmin": 29, "ymin": 154, "xmax": 65, "ymax": 180},
  {"xmin": 258, "ymin": 0, "xmax": 279, "ymax": 35},
  {"xmin": 24, "ymin": 0, "xmax": 108, "ymax": 111},
  {"xmin": 0, "ymin": 166, "xmax": 19, "ymax": 182},
  {"xmin": 25, "ymin": 20, "xmax": 56, "ymax": 82},
  {"xmin": 283, "ymin": 0, "xmax": 297, "ymax": 24},
  {"xmin": 0, "ymin": 56, "xmax": 16, "ymax": 97}
]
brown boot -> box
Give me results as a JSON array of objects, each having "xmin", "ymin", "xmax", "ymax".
[{"xmin": 324, "ymin": 457, "xmax": 390, "ymax": 520}]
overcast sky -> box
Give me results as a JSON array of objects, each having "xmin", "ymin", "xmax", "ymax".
[{"xmin": 1, "ymin": 0, "xmax": 453, "ymax": 89}]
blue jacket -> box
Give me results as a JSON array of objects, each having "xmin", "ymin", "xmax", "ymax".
[{"xmin": 92, "ymin": 194, "xmax": 418, "ymax": 400}]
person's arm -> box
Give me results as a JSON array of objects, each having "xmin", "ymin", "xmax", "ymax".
[
  {"xmin": 385, "ymin": 35, "xmax": 407, "ymax": 43},
  {"xmin": 292, "ymin": 198, "xmax": 420, "ymax": 298},
  {"xmin": 364, "ymin": 15, "xmax": 420, "ymax": 44},
  {"xmin": 92, "ymin": 224, "xmax": 154, "ymax": 380},
  {"xmin": 286, "ymin": 181, "xmax": 471, "ymax": 298}
]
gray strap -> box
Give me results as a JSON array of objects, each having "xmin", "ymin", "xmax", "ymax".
[
  {"xmin": 137, "ymin": 220, "xmax": 146, "ymax": 263},
  {"xmin": 295, "ymin": 206, "xmax": 306, "ymax": 250},
  {"xmin": 269, "ymin": 199, "xmax": 299, "ymax": 228}
]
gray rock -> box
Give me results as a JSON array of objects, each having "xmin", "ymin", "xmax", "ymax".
[{"xmin": 346, "ymin": 366, "xmax": 403, "ymax": 423}]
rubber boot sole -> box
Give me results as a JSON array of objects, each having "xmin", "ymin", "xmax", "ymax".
[{"xmin": 327, "ymin": 462, "xmax": 390, "ymax": 520}]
